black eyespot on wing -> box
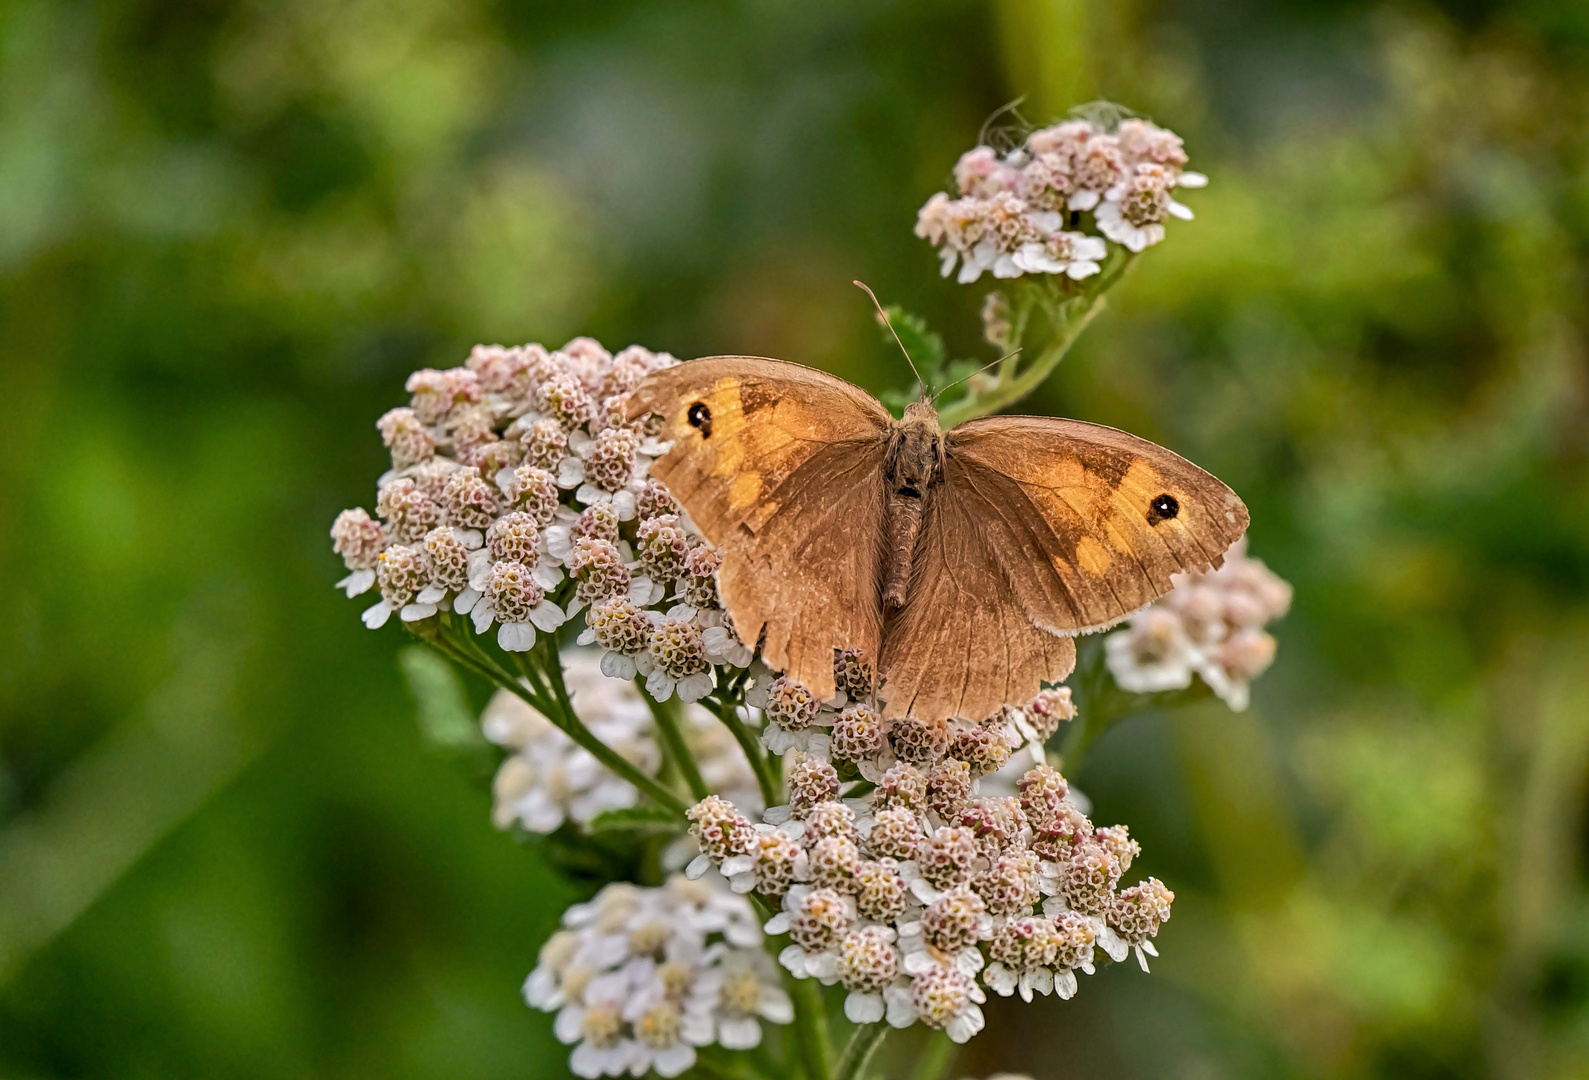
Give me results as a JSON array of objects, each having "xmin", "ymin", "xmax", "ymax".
[
  {"xmin": 1147, "ymin": 493, "xmax": 1179, "ymax": 524},
  {"xmin": 687, "ymin": 401, "xmax": 713, "ymax": 438}
]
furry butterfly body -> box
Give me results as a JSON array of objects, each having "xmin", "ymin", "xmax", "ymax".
[{"xmin": 628, "ymin": 357, "xmax": 1248, "ymax": 722}]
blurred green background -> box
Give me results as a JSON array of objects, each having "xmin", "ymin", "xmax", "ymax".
[{"xmin": 3, "ymin": 0, "xmax": 1589, "ymax": 1077}]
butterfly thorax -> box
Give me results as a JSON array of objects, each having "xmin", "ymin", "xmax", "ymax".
[{"xmin": 882, "ymin": 401, "xmax": 945, "ymax": 611}]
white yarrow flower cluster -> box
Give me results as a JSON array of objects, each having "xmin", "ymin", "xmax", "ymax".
[
  {"xmin": 1105, "ymin": 539, "xmax": 1292, "ymax": 710},
  {"xmin": 916, "ymin": 116, "xmax": 1206, "ymax": 281},
  {"xmin": 525, "ymin": 876, "xmax": 791, "ymax": 1078},
  {"xmin": 747, "ymin": 652, "xmax": 1074, "ymax": 792},
  {"xmin": 330, "ymin": 338, "xmax": 757, "ymax": 702},
  {"xmin": 683, "ymin": 754, "xmax": 1172, "ymax": 1045},
  {"xmin": 486, "ymin": 649, "xmax": 762, "ymax": 834}
]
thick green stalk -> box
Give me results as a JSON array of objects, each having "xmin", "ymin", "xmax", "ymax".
[
  {"xmin": 906, "ymin": 1031, "xmax": 956, "ymax": 1080},
  {"xmin": 936, "ymin": 253, "xmax": 1137, "ymax": 429},
  {"xmin": 644, "ymin": 691, "xmax": 711, "ymax": 801},
  {"xmin": 427, "ymin": 621, "xmax": 690, "ymax": 816},
  {"xmin": 706, "ymin": 696, "xmax": 782, "ymax": 808},
  {"xmin": 937, "ymin": 299, "xmax": 1104, "ymax": 428},
  {"xmin": 788, "ymin": 977, "xmax": 833, "ymax": 1080},
  {"xmin": 834, "ymin": 1023, "xmax": 888, "ymax": 1080}
]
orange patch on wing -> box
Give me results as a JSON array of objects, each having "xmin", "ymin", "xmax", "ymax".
[
  {"xmin": 729, "ymin": 471, "xmax": 762, "ymax": 509},
  {"xmin": 1076, "ymin": 536, "xmax": 1112, "ymax": 575}
]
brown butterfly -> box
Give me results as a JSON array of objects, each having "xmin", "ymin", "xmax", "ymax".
[{"xmin": 627, "ymin": 357, "xmax": 1247, "ymax": 722}]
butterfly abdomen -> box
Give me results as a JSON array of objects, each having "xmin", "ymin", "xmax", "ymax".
[
  {"xmin": 883, "ymin": 489, "xmax": 926, "ymax": 610},
  {"xmin": 882, "ymin": 404, "xmax": 945, "ymax": 611}
]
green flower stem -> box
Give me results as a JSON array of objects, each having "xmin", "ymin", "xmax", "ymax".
[
  {"xmin": 1057, "ymin": 708, "xmax": 1115, "ymax": 778},
  {"xmin": 906, "ymin": 1031, "xmax": 956, "ymax": 1080},
  {"xmin": 747, "ymin": 1041, "xmax": 783, "ymax": 1080},
  {"xmin": 788, "ymin": 976, "xmax": 833, "ymax": 1080},
  {"xmin": 644, "ymin": 691, "xmax": 712, "ymax": 801},
  {"xmin": 936, "ymin": 253, "xmax": 1136, "ymax": 430},
  {"xmin": 834, "ymin": 1023, "xmax": 887, "ymax": 1080},
  {"xmin": 421, "ymin": 619, "xmax": 690, "ymax": 817},
  {"xmin": 706, "ymin": 696, "xmax": 782, "ymax": 809}
]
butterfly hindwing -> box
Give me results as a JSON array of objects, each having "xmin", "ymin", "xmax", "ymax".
[
  {"xmin": 627, "ymin": 357, "xmax": 893, "ymax": 699},
  {"xmin": 877, "ymin": 416, "xmax": 1246, "ymax": 720},
  {"xmin": 877, "ymin": 465, "xmax": 1078, "ymax": 720}
]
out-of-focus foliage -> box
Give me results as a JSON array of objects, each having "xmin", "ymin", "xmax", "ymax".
[{"xmin": 1, "ymin": 1, "xmax": 1586, "ymax": 1078}]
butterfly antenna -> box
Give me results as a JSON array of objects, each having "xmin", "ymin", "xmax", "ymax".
[
  {"xmin": 931, "ymin": 348, "xmax": 1021, "ymax": 403},
  {"xmin": 853, "ymin": 280, "xmax": 928, "ymax": 396}
]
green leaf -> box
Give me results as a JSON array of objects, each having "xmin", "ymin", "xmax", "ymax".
[
  {"xmin": 399, "ymin": 646, "xmax": 489, "ymax": 752},
  {"xmin": 585, "ymin": 805, "xmax": 684, "ymax": 833},
  {"xmin": 878, "ymin": 305, "xmax": 947, "ymax": 383},
  {"xmin": 878, "ymin": 386, "xmax": 917, "ymax": 416}
]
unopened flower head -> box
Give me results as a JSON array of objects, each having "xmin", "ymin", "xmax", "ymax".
[
  {"xmin": 809, "ymin": 835, "xmax": 864, "ymax": 892},
  {"xmin": 854, "ymin": 859, "xmax": 911, "ymax": 924},
  {"xmin": 785, "ymin": 753, "xmax": 840, "ymax": 810},
  {"xmin": 583, "ymin": 596, "xmax": 651, "ymax": 658},
  {"xmin": 678, "ymin": 546, "xmax": 723, "ymax": 612},
  {"xmin": 646, "ymin": 617, "xmax": 713, "ymax": 703},
  {"xmin": 901, "ymin": 965, "xmax": 985, "ymax": 1042},
  {"xmin": 918, "ymin": 826, "xmax": 981, "ymax": 891},
  {"xmin": 377, "ymin": 407, "xmax": 436, "ymax": 468},
  {"xmin": 377, "ymin": 544, "xmax": 428, "ymax": 607},
  {"xmin": 1018, "ymin": 764, "xmax": 1071, "ymax": 825},
  {"xmin": 1013, "ymin": 687, "xmax": 1075, "ymax": 747},
  {"xmin": 422, "ymin": 527, "xmax": 474, "ymax": 592},
  {"xmin": 331, "ymin": 508, "xmax": 387, "ymax": 596},
  {"xmin": 571, "ymin": 502, "xmax": 623, "ymax": 547},
  {"xmin": 865, "ymin": 807, "xmax": 923, "ymax": 862},
  {"xmin": 789, "ymin": 888, "xmax": 853, "ymax": 953},
  {"xmin": 1094, "ymin": 824, "xmax": 1140, "ymax": 874},
  {"xmin": 502, "ymin": 465, "xmax": 561, "ymax": 525},
  {"xmin": 890, "ymin": 714, "xmax": 951, "ymax": 766},
  {"xmin": 636, "ymin": 514, "xmax": 692, "ymax": 583},
  {"xmin": 872, "ymin": 762, "xmax": 928, "ymax": 813},
  {"xmin": 920, "ymin": 887, "xmax": 989, "ymax": 953},
  {"xmin": 584, "ymin": 426, "xmax": 641, "ymax": 492},
  {"xmin": 926, "ymin": 759, "xmax": 974, "ymax": 820},
  {"xmin": 762, "ymin": 676, "xmax": 821, "ymax": 731},
  {"xmin": 635, "ymin": 479, "xmax": 679, "ymax": 520},
  {"xmin": 837, "ymin": 926, "xmax": 901, "ymax": 994},
  {"xmin": 961, "ymin": 796, "xmax": 1028, "ymax": 855},
  {"xmin": 377, "ymin": 477, "xmax": 442, "ymax": 542},
  {"xmin": 833, "ymin": 648, "xmax": 875, "ymax": 701},
  {"xmin": 687, "ymin": 796, "xmax": 756, "ymax": 863},
  {"xmin": 831, "ymin": 704, "xmax": 889, "ymax": 764},
  {"xmin": 1109, "ymin": 877, "xmax": 1174, "ymax": 968},
  {"xmin": 568, "ymin": 538, "xmax": 632, "ymax": 606},
  {"xmin": 802, "ymin": 801, "xmax": 858, "ymax": 843},
  {"xmin": 976, "ymin": 849, "xmax": 1042, "ymax": 916},
  {"xmin": 950, "ymin": 726, "xmax": 1012, "ymax": 778},
  {"xmin": 521, "ymin": 417, "xmax": 571, "ymax": 470}
]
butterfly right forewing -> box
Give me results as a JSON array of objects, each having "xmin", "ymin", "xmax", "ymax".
[{"xmin": 943, "ymin": 415, "xmax": 1249, "ymax": 634}]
